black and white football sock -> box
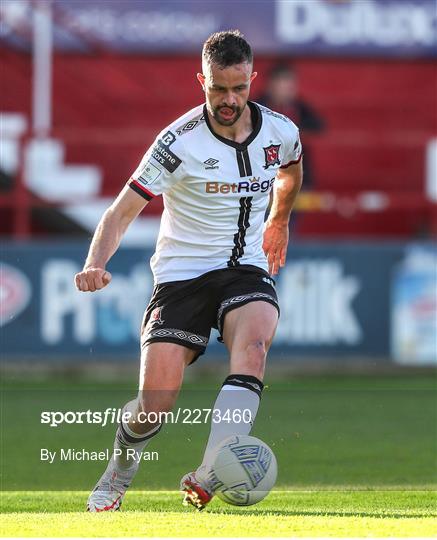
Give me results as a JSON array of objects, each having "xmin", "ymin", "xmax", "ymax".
[
  {"xmin": 197, "ymin": 374, "xmax": 264, "ymax": 479},
  {"xmin": 113, "ymin": 400, "xmax": 162, "ymax": 470},
  {"xmin": 114, "ymin": 422, "xmax": 161, "ymax": 470}
]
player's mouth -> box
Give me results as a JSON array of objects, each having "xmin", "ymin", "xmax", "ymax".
[{"xmin": 218, "ymin": 107, "xmax": 236, "ymax": 120}]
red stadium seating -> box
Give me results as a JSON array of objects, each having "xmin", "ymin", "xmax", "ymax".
[{"xmin": 1, "ymin": 50, "xmax": 436, "ymax": 237}]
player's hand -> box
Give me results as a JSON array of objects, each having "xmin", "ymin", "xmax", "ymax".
[
  {"xmin": 262, "ymin": 220, "xmax": 289, "ymax": 276},
  {"xmin": 74, "ymin": 267, "xmax": 112, "ymax": 292}
]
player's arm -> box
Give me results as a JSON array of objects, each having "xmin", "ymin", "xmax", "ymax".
[
  {"xmin": 75, "ymin": 185, "xmax": 148, "ymax": 292},
  {"xmin": 263, "ymin": 160, "xmax": 303, "ymax": 276}
]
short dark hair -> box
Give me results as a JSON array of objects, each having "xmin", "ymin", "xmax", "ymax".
[{"xmin": 202, "ymin": 30, "xmax": 253, "ymax": 69}]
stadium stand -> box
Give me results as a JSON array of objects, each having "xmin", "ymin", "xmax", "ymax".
[{"xmin": 1, "ymin": 48, "xmax": 436, "ymax": 239}]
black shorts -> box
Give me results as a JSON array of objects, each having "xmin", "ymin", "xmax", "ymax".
[{"xmin": 141, "ymin": 265, "xmax": 279, "ymax": 363}]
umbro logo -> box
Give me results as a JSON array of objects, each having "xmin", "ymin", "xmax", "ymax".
[
  {"xmin": 204, "ymin": 158, "xmax": 219, "ymax": 170},
  {"xmin": 227, "ymin": 378, "xmax": 261, "ymax": 392}
]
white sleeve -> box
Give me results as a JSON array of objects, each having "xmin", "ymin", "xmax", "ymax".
[
  {"xmin": 280, "ymin": 119, "xmax": 302, "ymax": 169},
  {"xmin": 128, "ymin": 128, "xmax": 184, "ymax": 200}
]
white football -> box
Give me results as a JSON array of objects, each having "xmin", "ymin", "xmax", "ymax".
[{"xmin": 207, "ymin": 435, "xmax": 277, "ymax": 506}]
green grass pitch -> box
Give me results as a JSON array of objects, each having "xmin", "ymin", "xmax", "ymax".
[
  {"xmin": 1, "ymin": 490, "xmax": 436, "ymax": 537},
  {"xmin": 1, "ymin": 374, "xmax": 436, "ymax": 536}
]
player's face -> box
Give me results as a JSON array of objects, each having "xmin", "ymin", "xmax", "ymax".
[{"xmin": 198, "ymin": 62, "xmax": 257, "ymax": 126}]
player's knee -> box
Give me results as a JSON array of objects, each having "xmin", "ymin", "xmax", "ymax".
[
  {"xmin": 247, "ymin": 339, "xmax": 266, "ymax": 355},
  {"xmin": 243, "ymin": 340, "xmax": 267, "ymax": 374}
]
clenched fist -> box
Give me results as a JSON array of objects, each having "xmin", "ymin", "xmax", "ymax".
[{"xmin": 74, "ymin": 267, "xmax": 112, "ymax": 292}]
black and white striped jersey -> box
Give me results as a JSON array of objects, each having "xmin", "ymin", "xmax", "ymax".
[{"xmin": 129, "ymin": 101, "xmax": 302, "ymax": 284}]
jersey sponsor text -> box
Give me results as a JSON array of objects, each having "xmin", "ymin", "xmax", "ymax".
[{"xmin": 205, "ymin": 178, "xmax": 275, "ymax": 194}]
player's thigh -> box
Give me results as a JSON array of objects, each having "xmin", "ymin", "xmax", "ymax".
[
  {"xmin": 222, "ymin": 301, "xmax": 279, "ymax": 363},
  {"xmin": 138, "ymin": 342, "xmax": 196, "ymax": 413}
]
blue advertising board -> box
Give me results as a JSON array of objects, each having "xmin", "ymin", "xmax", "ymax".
[
  {"xmin": 2, "ymin": 242, "xmax": 435, "ymax": 363},
  {"xmin": 1, "ymin": 0, "xmax": 436, "ymax": 57}
]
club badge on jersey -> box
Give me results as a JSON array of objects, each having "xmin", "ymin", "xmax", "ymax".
[{"xmin": 263, "ymin": 144, "xmax": 281, "ymax": 169}]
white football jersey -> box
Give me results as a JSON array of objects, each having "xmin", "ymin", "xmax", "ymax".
[{"xmin": 129, "ymin": 101, "xmax": 302, "ymax": 284}]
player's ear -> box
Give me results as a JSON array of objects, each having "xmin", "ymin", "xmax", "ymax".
[
  {"xmin": 250, "ymin": 71, "xmax": 258, "ymax": 83},
  {"xmin": 197, "ymin": 73, "xmax": 206, "ymax": 91}
]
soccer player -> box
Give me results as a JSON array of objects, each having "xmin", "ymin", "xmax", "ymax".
[{"xmin": 75, "ymin": 30, "xmax": 302, "ymax": 511}]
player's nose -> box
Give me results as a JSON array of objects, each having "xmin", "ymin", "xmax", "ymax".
[{"xmin": 222, "ymin": 90, "xmax": 237, "ymax": 105}]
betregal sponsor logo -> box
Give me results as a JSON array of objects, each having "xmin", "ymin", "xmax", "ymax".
[{"xmin": 206, "ymin": 177, "xmax": 275, "ymax": 194}]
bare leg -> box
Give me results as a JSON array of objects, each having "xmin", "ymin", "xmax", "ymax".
[
  {"xmin": 223, "ymin": 301, "xmax": 278, "ymax": 378},
  {"xmin": 122, "ymin": 343, "xmax": 196, "ymax": 436},
  {"xmin": 115, "ymin": 343, "xmax": 196, "ymax": 466},
  {"xmin": 87, "ymin": 343, "xmax": 196, "ymax": 511},
  {"xmin": 189, "ymin": 302, "xmax": 278, "ymax": 505}
]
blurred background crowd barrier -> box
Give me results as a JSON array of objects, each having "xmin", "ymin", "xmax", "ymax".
[{"xmin": 1, "ymin": 0, "xmax": 436, "ymax": 368}]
